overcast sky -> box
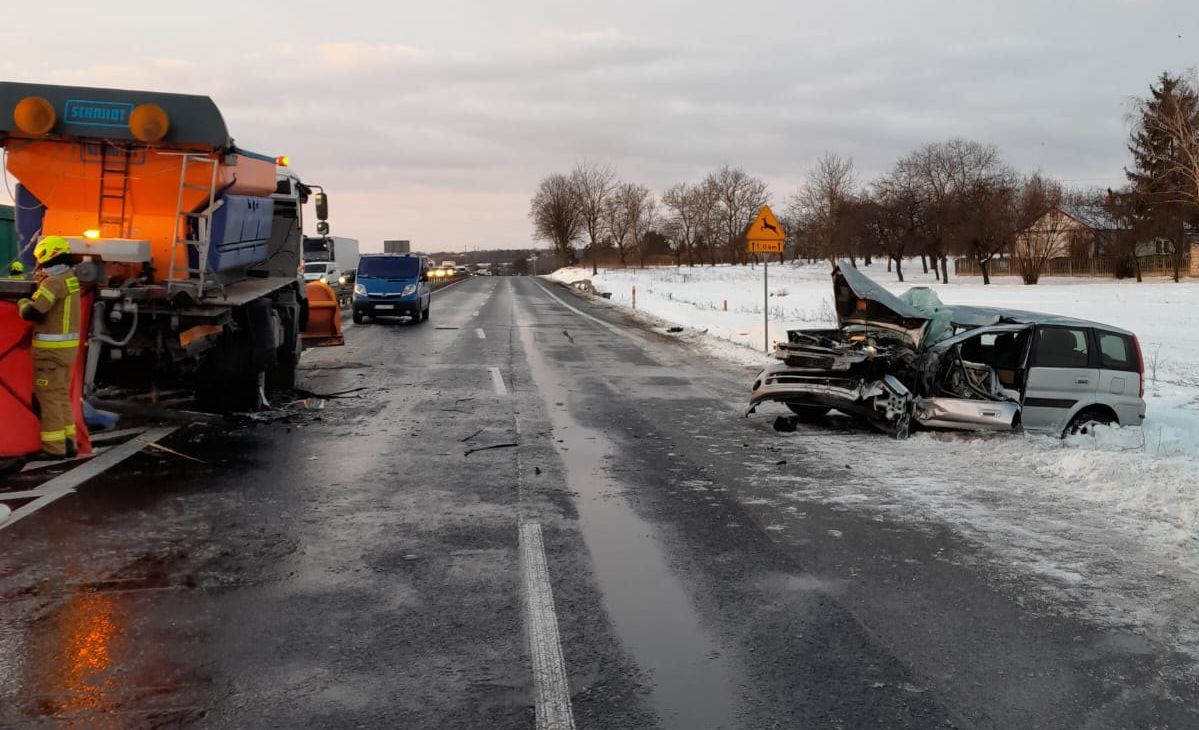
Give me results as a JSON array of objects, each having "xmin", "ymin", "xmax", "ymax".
[{"xmin": 3, "ymin": 0, "xmax": 1197, "ymax": 251}]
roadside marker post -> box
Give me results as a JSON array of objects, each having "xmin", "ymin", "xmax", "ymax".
[{"xmin": 745, "ymin": 205, "xmax": 786, "ymax": 352}]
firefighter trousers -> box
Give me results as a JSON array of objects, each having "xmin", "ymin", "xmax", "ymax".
[{"xmin": 33, "ymin": 346, "xmax": 77, "ymax": 456}]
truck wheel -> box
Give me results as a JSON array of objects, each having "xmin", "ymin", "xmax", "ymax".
[
  {"xmin": 195, "ymin": 328, "xmax": 265, "ymax": 413},
  {"xmin": 268, "ymin": 321, "xmax": 302, "ymax": 391},
  {"xmin": 196, "ymin": 366, "xmax": 261, "ymax": 413}
]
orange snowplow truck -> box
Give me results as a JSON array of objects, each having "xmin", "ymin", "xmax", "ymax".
[{"xmin": 0, "ymin": 82, "xmax": 342, "ymax": 411}]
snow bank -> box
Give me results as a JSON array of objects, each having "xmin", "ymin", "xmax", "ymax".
[{"xmin": 549, "ymin": 260, "xmax": 1199, "ymax": 655}]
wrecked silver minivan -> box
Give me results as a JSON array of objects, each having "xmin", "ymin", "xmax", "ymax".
[{"xmin": 747, "ymin": 263, "xmax": 1147, "ymax": 438}]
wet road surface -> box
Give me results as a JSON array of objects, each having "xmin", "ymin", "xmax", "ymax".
[{"xmin": 1, "ymin": 276, "xmax": 1196, "ymax": 728}]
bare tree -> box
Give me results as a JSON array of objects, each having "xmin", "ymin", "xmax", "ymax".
[
  {"xmin": 662, "ymin": 183, "xmax": 702, "ymax": 266},
  {"xmin": 707, "ymin": 165, "xmax": 769, "ymax": 265},
  {"xmin": 789, "ymin": 153, "xmax": 858, "ymax": 264},
  {"xmin": 1011, "ymin": 174, "xmax": 1068, "ymax": 284},
  {"xmin": 958, "ymin": 168, "xmax": 1019, "ymax": 284},
  {"xmin": 604, "ymin": 182, "xmax": 653, "ymax": 268},
  {"xmin": 571, "ymin": 160, "xmax": 617, "ymax": 275},
  {"xmin": 529, "ymin": 173, "xmax": 582, "ymax": 264},
  {"xmin": 901, "ymin": 138, "xmax": 1007, "ymax": 283},
  {"xmin": 869, "ymin": 164, "xmax": 925, "ymax": 281},
  {"xmin": 695, "ymin": 176, "xmax": 723, "ymax": 266},
  {"xmin": 603, "ymin": 185, "xmax": 635, "ymax": 267},
  {"xmin": 632, "ymin": 191, "xmax": 659, "ymax": 268},
  {"xmin": 1096, "ymin": 188, "xmax": 1146, "ymax": 281}
]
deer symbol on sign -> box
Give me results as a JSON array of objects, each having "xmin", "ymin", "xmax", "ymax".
[{"xmin": 761, "ymin": 218, "xmax": 779, "ymax": 235}]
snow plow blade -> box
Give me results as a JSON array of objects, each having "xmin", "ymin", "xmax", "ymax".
[{"xmin": 302, "ymin": 280, "xmax": 345, "ymax": 347}]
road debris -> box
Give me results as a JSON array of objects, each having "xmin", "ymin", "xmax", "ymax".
[
  {"xmin": 145, "ymin": 442, "xmax": 208, "ymax": 464},
  {"xmin": 463, "ymin": 442, "xmax": 518, "ymax": 457}
]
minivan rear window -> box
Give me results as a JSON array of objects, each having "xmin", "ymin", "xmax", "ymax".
[
  {"xmin": 1098, "ymin": 331, "xmax": 1136, "ymax": 371},
  {"xmin": 358, "ymin": 256, "xmax": 420, "ymax": 279}
]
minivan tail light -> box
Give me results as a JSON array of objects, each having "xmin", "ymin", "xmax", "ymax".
[{"xmin": 1132, "ymin": 335, "xmax": 1145, "ymax": 398}]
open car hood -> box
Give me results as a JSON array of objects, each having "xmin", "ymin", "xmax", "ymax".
[{"xmin": 833, "ymin": 262, "xmax": 930, "ymax": 348}]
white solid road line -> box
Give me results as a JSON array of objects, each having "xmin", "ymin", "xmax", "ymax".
[
  {"xmin": 490, "ymin": 367, "xmax": 508, "ymax": 396},
  {"xmin": 20, "ymin": 445, "xmax": 111, "ymax": 472},
  {"xmin": 476, "ymin": 328, "xmax": 486, "ymax": 339},
  {"xmin": 519, "ymin": 522, "xmax": 577, "ymax": 730},
  {"xmin": 0, "ymin": 426, "xmax": 178, "ymax": 532},
  {"xmin": 90, "ymin": 426, "xmax": 152, "ymax": 443},
  {"xmin": 532, "ymin": 279, "xmax": 642, "ymax": 344}
]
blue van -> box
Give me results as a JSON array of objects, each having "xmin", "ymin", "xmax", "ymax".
[{"xmin": 352, "ymin": 254, "xmax": 431, "ymax": 324}]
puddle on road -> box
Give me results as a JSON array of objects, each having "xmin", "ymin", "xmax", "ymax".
[{"xmin": 518, "ymin": 308, "xmax": 737, "ymax": 729}]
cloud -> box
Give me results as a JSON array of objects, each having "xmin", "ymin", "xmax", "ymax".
[{"xmin": 312, "ymin": 42, "xmax": 423, "ymax": 72}]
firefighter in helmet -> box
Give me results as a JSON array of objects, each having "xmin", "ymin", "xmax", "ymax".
[
  {"xmin": 17, "ymin": 236, "xmax": 81, "ymax": 458},
  {"xmin": 6, "ymin": 259, "xmax": 24, "ymax": 280}
]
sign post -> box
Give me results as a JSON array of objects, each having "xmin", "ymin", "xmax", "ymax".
[{"xmin": 745, "ymin": 205, "xmax": 786, "ymax": 353}]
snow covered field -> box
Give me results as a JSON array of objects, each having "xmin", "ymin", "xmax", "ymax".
[{"xmin": 549, "ymin": 260, "xmax": 1199, "ymax": 659}]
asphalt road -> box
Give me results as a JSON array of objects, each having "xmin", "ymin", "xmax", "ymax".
[{"xmin": 1, "ymin": 275, "xmax": 1195, "ymax": 728}]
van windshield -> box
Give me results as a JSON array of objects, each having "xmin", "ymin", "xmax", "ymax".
[{"xmin": 358, "ymin": 257, "xmax": 420, "ymax": 279}]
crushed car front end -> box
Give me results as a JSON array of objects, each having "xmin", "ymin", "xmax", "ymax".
[{"xmin": 747, "ymin": 262, "xmax": 1028, "ymax": 437}]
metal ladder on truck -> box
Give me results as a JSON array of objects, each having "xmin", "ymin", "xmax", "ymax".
[
  {"xmin": 166, "ymin": 153, "xmax": 223, "ymax": 299},
  {"xmin": 97, "ymin": 143, "xmax": 131, "ymax": 238}
]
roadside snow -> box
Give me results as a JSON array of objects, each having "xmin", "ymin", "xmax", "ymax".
[{"xmin": 548, "ymin": 260, "xmax": 1199, "ymax": 658}]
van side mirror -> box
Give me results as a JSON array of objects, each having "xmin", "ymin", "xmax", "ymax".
[{"xmin": 314, "ymin": 192, "xmax": 329, "ymax": 221}]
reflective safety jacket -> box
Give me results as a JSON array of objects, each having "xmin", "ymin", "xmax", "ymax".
[{"xmin": 17, "ymin": 266, "xmax": 81, "ymax": 348}]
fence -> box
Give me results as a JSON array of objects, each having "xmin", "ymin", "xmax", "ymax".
[{"xmin": 954, "ymin": 254, "xmax": 1189, "ymax": 278}]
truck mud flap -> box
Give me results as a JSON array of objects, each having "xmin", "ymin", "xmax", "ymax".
[{"xmin": 301, "ymin": 280, "xmax": 344, "ymax": 347}]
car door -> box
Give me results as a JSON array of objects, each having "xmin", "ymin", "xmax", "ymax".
[{"xmin": 1021, "ymin": 325, "xmax": 1098, "ymax": 432}]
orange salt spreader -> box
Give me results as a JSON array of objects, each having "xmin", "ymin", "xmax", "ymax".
[{"xmin": 0, "ymin": 82, "xmax": 343, "ymax": 415}]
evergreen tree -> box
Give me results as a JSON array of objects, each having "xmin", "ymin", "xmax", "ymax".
[{"xmin": 1126, "ymin": 72, "xmax": 1199, "ymax": 281}]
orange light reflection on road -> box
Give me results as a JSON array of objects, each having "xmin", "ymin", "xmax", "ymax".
[{"xmin": 34, "ymin": 588, "xmax": 120, "ymax": 720}]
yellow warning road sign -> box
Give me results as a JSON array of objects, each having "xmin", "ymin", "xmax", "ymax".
[
  {"xmin": 744, "ymin": 205, "xmax": 786, "ymax": 352},
  {"xmin": 746, "ymin": 205, "xmax": 785, "ymax": 254}
]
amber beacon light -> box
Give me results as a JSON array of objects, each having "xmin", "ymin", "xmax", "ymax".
[
  {"xmin": 128, "ymin": 103, "xmax": 170, "ymax": 143},
  {"xmin": 13, "ymin": 96, "xmax": 56, "ymax": 136}
]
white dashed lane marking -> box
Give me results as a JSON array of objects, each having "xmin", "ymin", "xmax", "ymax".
[
  {"xmin": 490, "ymin": 367, "xmax": 508, "ymax": 396},
  {"xmin": 520, "ymin": 522, "xmax": 576, "ymax": 730}
]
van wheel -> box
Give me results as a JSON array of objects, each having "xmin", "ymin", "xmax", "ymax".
[
  {"xmin": 352, "ymin": 311, "xmax": 364, "ymax": 325},
  {"xmin": 1065, "ymin": 408, "xmax": 1114, "ymax": 437}
]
